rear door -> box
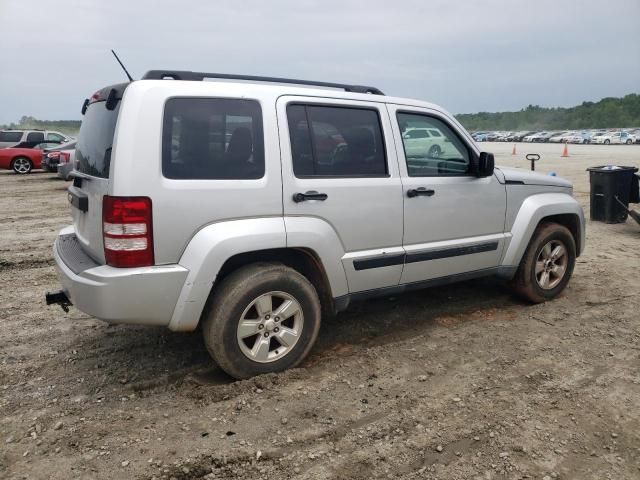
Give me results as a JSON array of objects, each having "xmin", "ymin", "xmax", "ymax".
[
  {"xmin": 71, "ymin": 96, "xmax": 121, "ymax": 263},
  {"xmin": 277, "ymin": 96, "xmax": 404, "ymax": 293}
]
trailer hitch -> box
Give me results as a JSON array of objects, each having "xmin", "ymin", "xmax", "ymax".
[{"xmin": 45, "ymin": 290, "xmax": 72, "ymax": 313}]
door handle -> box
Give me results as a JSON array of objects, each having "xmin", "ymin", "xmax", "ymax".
[
  {"xmin": 407, "ymin": 187, "xmax": 435, "ymax": 198},
  {"xmin": 293, "ymin": 191, "xmax": 328, "ymax": 203}
]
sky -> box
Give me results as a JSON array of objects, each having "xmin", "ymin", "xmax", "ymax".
[{"xmin": 0, "ymin": 0, "xmax": 639, "ymax": 124}]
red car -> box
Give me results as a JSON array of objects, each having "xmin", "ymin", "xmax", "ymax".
[{"xmin": 0, "ymin": 141, "xmax": 61, "ymax": 174}]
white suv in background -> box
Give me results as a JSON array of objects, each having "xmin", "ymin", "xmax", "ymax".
[
  {"xmin": 591, "ymin": 131, "xmax": 635, "ymax": 144},
  {"xmin": 47, "ymin": 70, "xmax": 585, "ymax": 379},
  {"xmin": 0, "ymin": 129, "xmax": 72, "ymax": 149},
  {"xmin": 401, "ymin": 127, "xmax": 448, "ymax": 158}
]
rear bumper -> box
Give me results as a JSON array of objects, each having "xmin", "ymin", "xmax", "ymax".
[
  {"xmin": 53, "ymin": 226, "xmax": 189, "ymax": 326},
  {"xmin": 57, "ymin": 163, "xmax": 74, "ymax": 180},
  {"xmin": 42, "ymin": 160, "xmax": 58, "ymax": 172}
]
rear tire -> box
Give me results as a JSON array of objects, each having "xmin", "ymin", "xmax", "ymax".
[
  {"xmin": 510, "ymin": 223, "xmax": 576, "ymax": 304},
  {"xmin": 201, "ymin": 263, "xmax": 321, "ymax": 379},
  {"xmin": 428, "ymin": 144, "xmax": 442, "ymax": 158},
  {"xmin": 11, "ymin": 157, "xmax": 32, "ymax": 174}
]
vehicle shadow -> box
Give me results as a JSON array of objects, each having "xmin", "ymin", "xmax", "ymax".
[{"xmin": 62, "ymin": 276, "xmax": 521, "ymax": 392}]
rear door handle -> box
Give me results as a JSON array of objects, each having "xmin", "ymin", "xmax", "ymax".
[
  {"xmin": 407, "ymin": 187, "xmax": 435, "ymax": 198},
  {"xmin": 293, "ymin": 191, "xmax": 328, "ymax": 203}
]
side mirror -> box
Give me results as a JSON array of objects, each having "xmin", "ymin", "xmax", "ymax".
[{"xmin": 476, "ymin": 152, "xmax": 494, "ymax": 177}]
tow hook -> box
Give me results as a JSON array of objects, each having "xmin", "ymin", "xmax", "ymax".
[{"xmin": 45, "ymin": 290, "xmax": 72, "ymax": 313}]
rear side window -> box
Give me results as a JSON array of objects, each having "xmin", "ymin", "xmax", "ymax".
[
  {"xmin": 76, "ymin": 102, "xmax": 120, "ymax": 178},
  {"xmin": 27, "ymin": 132, "xmax": 45, "ymax": 142},
  {"xmin": 0, "ymin": 131, "xmax": 23, "ymax": 142},
  {"xmin": 162, "ymin": 98, "xmax": 264, "ymax": 180},
  {"xmin": 287, "ymin": 104, "xmax": 387, "ymax": 177}
]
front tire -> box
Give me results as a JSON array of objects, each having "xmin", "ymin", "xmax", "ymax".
[
  {"xmin": 202, "ymin": 263, "xmax": 321, "ymax": 379},
  {"xmin": 511, "ymin": 223, "xmax": 576, "ymax": 303},
  {"xmin": 11, "ymin": 157, "xmax": 32, "ymax": 174}
]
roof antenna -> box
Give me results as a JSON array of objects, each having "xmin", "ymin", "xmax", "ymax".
[{"xmin": 111, "ymin": 49, "xmax": 134, "ymax": 82}]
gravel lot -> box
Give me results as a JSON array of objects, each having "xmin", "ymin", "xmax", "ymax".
[{"xmin": 1, "ymin": 142, "xmax": 639, "ymax": 480}]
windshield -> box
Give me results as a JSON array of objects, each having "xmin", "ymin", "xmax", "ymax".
[{"xmin": 76, "ymin": 102, "xmax": 120, "ymax": 178}]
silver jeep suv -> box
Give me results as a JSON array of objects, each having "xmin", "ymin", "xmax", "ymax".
[{"xmin": 48, "ymin": 71, "xmax": 585, "ymax": 379}]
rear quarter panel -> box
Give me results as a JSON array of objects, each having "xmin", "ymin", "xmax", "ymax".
[{"xmin": 110, "ymin": 81, "xmax": 284, "ymax": 265}]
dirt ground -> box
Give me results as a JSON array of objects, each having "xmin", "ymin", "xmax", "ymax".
[{"xmin": 1, "ymin": 142, "xmax": 639, "ymax": 480}]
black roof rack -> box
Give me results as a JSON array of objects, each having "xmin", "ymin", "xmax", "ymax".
[{"xmin": 141, "ymin": 70, "xmax": 384, "ymax": 95}]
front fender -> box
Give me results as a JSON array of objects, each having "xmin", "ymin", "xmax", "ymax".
[
  {"xmin": 168, "ymin": 217, "xmax": 286, "ymax": 332},
  {"xmin": 501, "ymin": 192, "xmax": 585, "ymax": 267}
]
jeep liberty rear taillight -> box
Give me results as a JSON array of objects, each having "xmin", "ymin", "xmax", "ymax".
[{"xmin": 102, "ymin": 196, "xmax": 154, "ymax": 267}]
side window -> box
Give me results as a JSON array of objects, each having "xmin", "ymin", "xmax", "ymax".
[
  {"xmin": 46, "ymin": 132, "xmax": 65, "ymax": 142},
  {"xmin": 397, "ymin": 113, "xmax": 470, "ymax": 177},
  {"xmin": 162, "ymin": 97, "xmax": 264, "ymax": 180},
  {"xmin": 287, "ymin": 104, "xmax": 387, "ymax": 177},
  {"xmin": 26, "ymin": 131, "xmax": 45, "ymax": 143}
]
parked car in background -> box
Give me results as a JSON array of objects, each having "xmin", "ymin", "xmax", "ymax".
[
  {"xmin": 524, "ymin": 132, "xmax": 547, "ymax": 142},
  {"xmin": 538, "ymin": 132, "xmax": 559, "ymax": 142},
  {"xmin": 57, "ymin": 147, "xmax": 77, "ymax": 180},
  {"xmin": 591, "ymin": 131, "xmax": 635, "ymax": 144},
  {"xmin": 495, "ymin": 132, "xmax": 513, "ymax": 142},
  {"xmin": 402, "ymin": 127, "xmax": 447, "ymax": 158},
  {"xmin": 42, "ymin": 141, "xmax": 77, "ymax": 173},
  {"xmin": 506, "ymin": 131, "xmax": 531, "ymax": 142},
  {"xmin": 566, "ymin": 132, "xmax": 591, "ymax": 144},
  {"xmin": 472, "ymin": 132, "xmax": 489, "ymax": 142},
  {"xmin": 548, "ymin": 131, "xmax": 572, "ymax": 143},
  {"xmin": 0, "ymin": 142, "xmax": 60, "ymax": 173},
  {"xmin": 0, "ymin": 129, "xmax": 71, "ymax": 149}
]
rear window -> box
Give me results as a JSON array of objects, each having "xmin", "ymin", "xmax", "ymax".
[
  {"xmin": 76, "ymin": 102, "xmax": 120, "ymax": 178},
  {"xmin": 0, "ymin": 131, "xmax": 23, "ymax": 142},
  {"xmin": 162, "ymin": 97, "xmax": 264, "ymax": 180}
]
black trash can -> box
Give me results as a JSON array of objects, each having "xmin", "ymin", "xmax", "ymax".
[
  {"xmin": 587, "ymin": 166, "xmax": 639, "ymax": 223},
  {"xmin": 631, "ymin": 173, "xmax": 640, "ymax": 204}
]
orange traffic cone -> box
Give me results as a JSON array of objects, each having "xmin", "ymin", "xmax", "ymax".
[
  {"xmin": 512, "ymin": 144, "xmax": 517, "ymax": 155},
  {"xmin": 561, "ymin": 142, "xmax": 569, "ymax": 157}
]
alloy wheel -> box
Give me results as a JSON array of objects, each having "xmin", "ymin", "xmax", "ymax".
[
  {"xmin": 535, "ymin": 240, "xmax": 568, "ymax": 290},
  {"xmin": 236, "ymin": 291, "xmax": 304, "ymax": 363},
  {"xmin": 13, "ymin": 158, "xmax": 31, "ymax": 174}
]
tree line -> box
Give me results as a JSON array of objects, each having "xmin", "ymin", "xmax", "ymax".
[
  {"xmin": 0, "ymin": 116, "xmax": 81, "ymax": 135},
  {"xmin": 3, "ymin": 93, "xmax": 639, "ymax": 135},
  {"xmin": 456, "ymin": 94, "xmax": 640, "ymax": 131}
]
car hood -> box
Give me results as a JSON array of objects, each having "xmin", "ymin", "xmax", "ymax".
[{"xmin": 496, "ymin": 167, "xmax": 572, "ymax": 188}]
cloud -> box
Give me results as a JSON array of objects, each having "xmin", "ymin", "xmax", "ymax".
[{"xmin": 0, "ymin": 0, "xmax": 638, "ymax": 123}]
